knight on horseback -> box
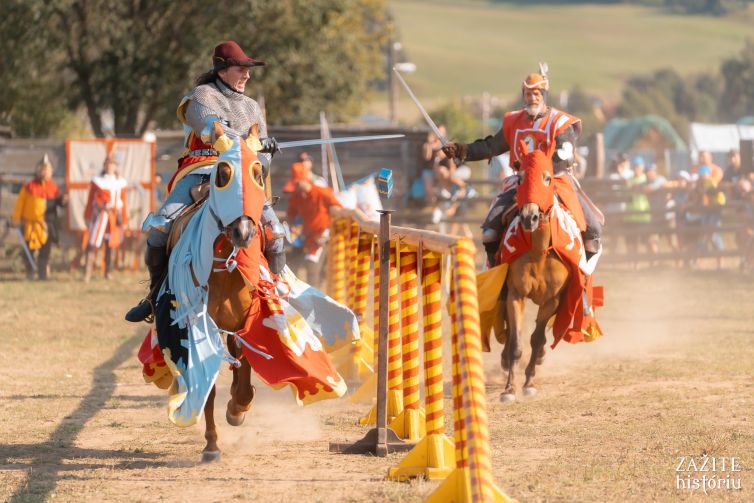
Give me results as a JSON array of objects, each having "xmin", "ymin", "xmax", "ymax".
[
  {"xmin": 125, "ymin": 40, "xmax": 284, "ymax": 323},
  {"xmin": 442, "ymin": 64, "xmax": 603, "ymax": 269}
]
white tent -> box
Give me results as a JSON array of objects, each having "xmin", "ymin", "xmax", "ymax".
[{"xmin": 688, "ymin": 122, "xmax": 754, "ymax": 160}]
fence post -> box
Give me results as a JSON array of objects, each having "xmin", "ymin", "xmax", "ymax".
[
  {"xmin": 428, "ymin": 239, "xmax": 515, "ymax": 503},
  {"xmin": 388, "ymin": 244, "xmax": 425, "ymax": 441},
  {"xmin": 388, "ymin": 250, "xmax": 455, "ymax": 480}
]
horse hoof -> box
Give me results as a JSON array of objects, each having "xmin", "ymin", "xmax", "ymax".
[
  {"xmin": 522, "ymin": 387, "xmax": 537, "ymax": 397},
  {"xmin": 499, "ymin": 392, "xmax": 516, "ymax": 403},
  {"xmin": 226, "ymin": 400, "xmax": 246, "ymax": 426},
  {"xmin": 201, "ymin": 450, "xmax": 221, "ymax": 463}
]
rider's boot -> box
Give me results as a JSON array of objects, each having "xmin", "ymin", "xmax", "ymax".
[
  {"xmin": 124, "ymin": 244, "xmax": 168, "ymax": 322},
  {"xmin": 583, "ymin": 237, "xmax": 602, "ymax": 275},
  {"xmin": 483, "ymin": 241, "xmax": 500, "ymax": 269}
]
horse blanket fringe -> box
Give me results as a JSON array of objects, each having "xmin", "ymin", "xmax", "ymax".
[{"xmin": 138, "ymin": 202, "xmax": 356, "ymax": 426}]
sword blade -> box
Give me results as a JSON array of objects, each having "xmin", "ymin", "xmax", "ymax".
[
  {"xmin": 278, "ymin": 134, "xmax": 405, "ymax": 150},
  {"xmin": 392, "ymin": 67, "xmax": 448, "ymax": 145},
  {"xmin": 15, "ymin": 227, "xmax": 37, "ymax": 272}
]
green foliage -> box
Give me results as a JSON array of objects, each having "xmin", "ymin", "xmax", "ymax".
[
  {"xmin": 563, "ymin": 86, "xmax": 604, "ymax": 138},
  {"xmin": 429, "ymin": 101, "xmax": 483, "ymax": 143},
  {"xmin": 0, "ymin": 1, "xmax": 69, "ymax": 136},
  {"xmin": 0, "ymin": 0, "xmax": 389, "ymax": 137},
  {"xmin": 616, "ymin": 68, "xmax": 722, "ymax": 137},
  {"xmin": 719, "ymin": 39, "xmax": 754, "ymax": 121},
  {"xmin": 233, "ymin": 0, "xmax": 390, "ymax": 125}
]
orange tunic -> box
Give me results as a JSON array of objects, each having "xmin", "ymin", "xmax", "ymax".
[
  {"xmin": 502, "ymin": 107, "xmax": 580, "ymax": 169},
  {"xmin": 287, "ymin": 185, "xmax": 342, "ymax": 254}
]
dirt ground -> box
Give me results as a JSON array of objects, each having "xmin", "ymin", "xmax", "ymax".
[{"xmin": 1, "ymin": 264, "xmax": 753, "ymax": 502}]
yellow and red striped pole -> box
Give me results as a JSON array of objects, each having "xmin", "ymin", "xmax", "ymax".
[
  {"xmin": 385, "ymin": 240, "xmax": 403, "ymax": 421},
  {"xmin": 326, "ymin": 218, "xmax": 347, "ymax": 306},
  {"xmin": 388, "ymin": 250, "xmax": 455, "ymax": 480},
  {"xmin": 345, "ymin": 219, "xmax": 360, "ymax": 308},
  {"xmin": 389, "ymin": 244, "xmax": 425, "ymax": 442},
  {"xmin": 353, "ymin": 235, "xmax": 379, "ymax": 408},
  {"xmin": 428, "ymin": 238, "xmax": 515, "ymax": 503}
]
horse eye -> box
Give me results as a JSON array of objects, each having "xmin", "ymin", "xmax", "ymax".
[
  {"xmin": 542, "ymin": 173, "xmax": 551, "ymax": 186},
  {"xmin": 215, "ymin": 162, "xmax": 233, "ymax": 189}
]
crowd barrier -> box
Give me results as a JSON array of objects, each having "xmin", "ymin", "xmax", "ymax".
[{"xmin": 326, "ymin": 207, "xmax": 515, "ymax": 503}]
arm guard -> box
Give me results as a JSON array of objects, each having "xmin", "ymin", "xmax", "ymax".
[{"xmin": 465, "ymin": 128, "xmax": 508, "ymax": 162}]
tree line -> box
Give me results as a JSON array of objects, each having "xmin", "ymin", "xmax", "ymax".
[{"xmin": 0, "ymin": 0, "xmax": 389, "ymax": 137}]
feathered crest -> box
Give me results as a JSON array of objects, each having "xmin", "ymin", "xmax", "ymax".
[{"xmin": 538, "ymin": 62, "xmax": 549, "ymax": 79}]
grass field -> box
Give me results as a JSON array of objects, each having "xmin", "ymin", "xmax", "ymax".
[
  {"xmin": 380, "ymin": 0, "xmax": 754, "ymax": 121},
  {"xmin": 1, "ymin": 264, "xmax": 752, "ymax": 502}
]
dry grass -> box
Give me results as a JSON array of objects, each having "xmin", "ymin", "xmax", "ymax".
[{"xmin": 0, "ymin": 266, "xmax": 752, "ymax": 502}]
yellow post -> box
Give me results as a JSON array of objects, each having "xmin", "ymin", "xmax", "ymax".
[
  {"xmin": 388, "ymin": 251, "xmax": 455, "ymax": 480},
  {"xmin": 331, "ymin": 228, "xmax": 375, "ymax": 381},
  {"xmin": 352, "ymin": 235, "xmax": 379, "ymax": 407},
  {"xmin": 331, "ymin": 219, "xmax": 347, "ymax": 305},
  {"xmin": 427, "ymin": 239, "xmax": 516, "ymax": 503},
  {"xmin": 389, "ymin": 244, "xmax": 425, "ymax": 442}
]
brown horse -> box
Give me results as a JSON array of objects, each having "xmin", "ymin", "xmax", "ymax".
[
  {"xmin": 499, "ymin": 142, "xmax": 569, "ymax": 402},
  {"xmin": 201, "ymin": 243, "xmax": 258, "ymax": 461},
  {"xmin": 163, "ymin": 124, "xmax": 265, "ymax": 462}
]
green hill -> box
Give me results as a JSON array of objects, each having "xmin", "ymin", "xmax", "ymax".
[{"xmin": 384, "ymin": 0, "xmax": 753, "ymax": 119}]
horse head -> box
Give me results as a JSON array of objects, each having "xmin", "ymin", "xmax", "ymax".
[
  {"xmin": 515, "ymin": 139, "xmax": 556, "ymax": 232},
  {"xmin": 209, "ymin": 122, "xmax": 267, "ymax": 248}
]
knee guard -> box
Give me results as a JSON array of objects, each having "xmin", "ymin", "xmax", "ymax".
[{"xmin": 261, "ymin": 204, "xmax": 286, "ymax": 274}]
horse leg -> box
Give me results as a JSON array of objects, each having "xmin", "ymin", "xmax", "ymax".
[
  {"xmin": 500, "ymin": 292, "xmax": 524, "ymax": 402},
  {"xmin": 226, "ymin": 353, "xmax": 255, "ymax": 426},
  {"xmin": 523, "ymin": 297, "xmax": 559, "ymax": 396},
  {"xmin": 201, "ymin": 385, "xmax": 221, "ymax": 462}
]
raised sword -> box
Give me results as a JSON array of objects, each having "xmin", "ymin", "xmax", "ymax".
[{"xmin": 392, "ymin": 67, "xmax": 448, "ymax": 145}]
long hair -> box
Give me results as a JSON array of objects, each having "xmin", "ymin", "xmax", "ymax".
[{"xmin": 195, "ymin": 69, "xmax": 219, "ymax": 86}]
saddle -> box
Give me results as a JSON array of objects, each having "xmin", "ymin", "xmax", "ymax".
[{"xmin": 166, "ymin": 182, "xmax": 210, "ymax": 251}]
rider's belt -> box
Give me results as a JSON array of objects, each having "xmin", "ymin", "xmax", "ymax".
[{"xmin": 187, "ymin": 148, "xmax": 219, "ymax": 157}]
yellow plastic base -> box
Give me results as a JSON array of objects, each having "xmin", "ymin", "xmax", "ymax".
[
  {"xmin": 328, "ymin": 340, "xmax": 373, "ymax": 382},
  {"xmin": 426, "ymin": 467, "xmax": 517, "ymax": 503},
  {"xmin": 350, "ymin": 372, "xmax": 376, "ymax": 404},
  {"xmin": 358, "ymin": 389, "xmax": 403, "ymax": 426},
  {"xmin": 388, "ymin": 406, "xmax": 426, "ymax": 442},
  {"xmin": 387, "ymin": 433, "xmax": 455, "ymax": 481}
]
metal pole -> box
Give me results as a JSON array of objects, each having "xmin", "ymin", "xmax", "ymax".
[
  {"xmin": 388, "ymin": 39, "xmax": 397, "ymax": 124},
  {"xmin": 375, "ymin": 209, "xmax": 393, "ymax": 456}
]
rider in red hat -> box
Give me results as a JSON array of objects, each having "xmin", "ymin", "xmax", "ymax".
[
  {"xmin": 126, "ymin": 40, "xmax": 283, "ymax": 323},
  {"xmin": 442, "ymin": 64, "xmax": 602, "ymax": 268}
]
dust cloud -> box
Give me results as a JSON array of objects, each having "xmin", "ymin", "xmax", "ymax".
[
  {"xmin": 190, "ymin": 370, "xmax": 324, "ymax": 456},
  {"xmin": 483, "ymin": 268, "xmax": 700, "ymax": 380}
]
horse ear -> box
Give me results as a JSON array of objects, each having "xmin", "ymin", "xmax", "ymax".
[
  {"xmin": 518, "ymin": 139, "xmax": 529, "ymax": 157},
  {"xmin": 248, "ymin": 123, "xmax": 260, "ymax": 140},
  {"xmin": 213, "ymin": 121, "xmax": 225, "ymax": 140}
]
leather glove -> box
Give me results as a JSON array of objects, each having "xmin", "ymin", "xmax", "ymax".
[
  {"xmin": 259, "ymin": 137, "xmax": 280, "ymax": 156},
  {"xmin": 441, "ymin": 142, "xmax": 468, "ymax": 162}
]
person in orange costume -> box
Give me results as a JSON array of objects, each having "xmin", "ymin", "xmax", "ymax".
[
  {"xmin": 12, "ymin": 155, "xmax": 67, "ymax": 280},
  {"xmin": 442, "ymin": 65, "xmax": 602, "ymax": 269},
  {"xmin": 286, "ymin": 173, "xmax": 342, "ymax": 286},
  {"xmin": 82, "ymin": 156, "xmax": 128, "ymax": 282}
]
